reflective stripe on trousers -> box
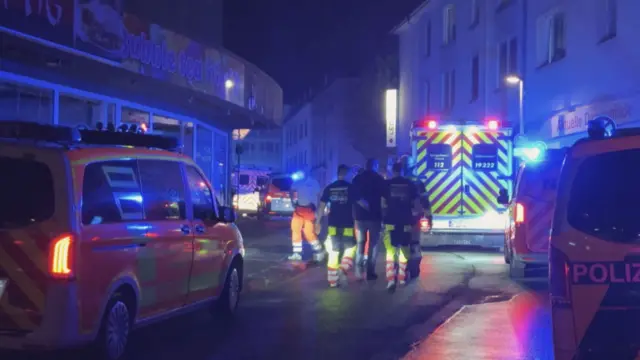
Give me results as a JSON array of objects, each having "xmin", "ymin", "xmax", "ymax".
[
  {"xmin": 327, "ymin": 227, "xmax": 356, "ymax": 286},
  {"xmin": 383, "ymin": 224, "xmax": 411, "ymax": 284}
]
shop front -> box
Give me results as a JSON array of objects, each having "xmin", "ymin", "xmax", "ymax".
[
  {"xmin": 539, "ymin": 96, "xmax": 637, "ymax": 149},
  {"xmin": 0, "ymin": 0, "xmax": 282, "ymax": 204}
]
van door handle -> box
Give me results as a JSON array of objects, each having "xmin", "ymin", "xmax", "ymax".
[
  {"xmin": 180, "ymin": 224, "xmax": 191, "ymax": 235},
  {"xmin": 194, "ymin": 224, "xmax": 205, "ymax": 234}
]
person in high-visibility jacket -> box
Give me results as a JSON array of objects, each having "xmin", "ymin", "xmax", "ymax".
[
  {"xmin": 381, "ymin": 161, "xmax": 423, "ymax": 291},
  {"xmin": 289, "ymin": 169, "xmax": 325, "ymax": 262},
  {"xmin": 316, "ymin": 164, "xmax": 357, "ymax": 287}
]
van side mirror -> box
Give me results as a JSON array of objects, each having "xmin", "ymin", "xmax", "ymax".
[{"xmin": 497, "ymin": 188, "xmax": 510, "ymax": 205}]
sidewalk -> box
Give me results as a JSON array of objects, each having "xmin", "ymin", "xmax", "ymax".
[{"xmin": 403, "ymin": 292, "xmax": 553, "ymax": 360}]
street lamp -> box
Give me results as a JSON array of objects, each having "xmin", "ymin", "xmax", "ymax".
[{"xmin": 505, "ymin": 75, "xmax": 524, "ymax": 136}]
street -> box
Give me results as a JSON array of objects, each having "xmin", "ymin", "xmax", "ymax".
[{"xmin": 2, "ymin": 218, "xmax": 553, "ymax": 360}]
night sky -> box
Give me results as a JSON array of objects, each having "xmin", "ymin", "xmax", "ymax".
[{"xmin": 223, "ymin": 0, "xmax": 424, "ymax": 101}]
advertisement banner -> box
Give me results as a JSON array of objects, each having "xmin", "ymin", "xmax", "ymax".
[
  {"xmin": 1, "ymin": 0, "xmax": 75, "ymax": 47},
  {"xmin": 74, "ymin": 0, "xmax": 128, "ymax": 61}
]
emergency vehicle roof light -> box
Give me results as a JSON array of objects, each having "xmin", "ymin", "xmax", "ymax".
[
  {"xmin": 514, "ymin": 141, "xmax": 547, "ymax": 163},
  {"xmin": 291, "ymin": 171, "xmax": 305, "ymax": 181},
  {"xmin": 587, "ymin": 116, "xmax": 616, "ymax": 140},
  {"xmin": 79, "ymin": 122, "xmax": 180, "ymax": 150},
  {"xmin": 0, "ymin": 121, "xmax": 81, "ymax": 143},
  {"xmin": 486, "ymin": 119, "xmax": 499, "ymax": 130},
  {"xmin": 427, "ymin": 120, "xmax": 437, "ymax": 130}
]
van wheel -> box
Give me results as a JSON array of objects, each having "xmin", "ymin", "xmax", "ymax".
[
  {"xmin": 97, "ymin": 297, "xmax": 132, "ymax": 360},
  {"xmin": 214, "ymin": 263, "xmax": 241, "ymax": 319}
]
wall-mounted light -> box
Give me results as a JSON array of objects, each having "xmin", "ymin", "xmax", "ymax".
[{"xmin": 225, "ymin": 79, "xmax": 234, "ymax": 89}]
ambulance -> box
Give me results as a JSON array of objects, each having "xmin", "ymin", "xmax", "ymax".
[
  {"xmin": 550, "ymin": 118, "xmax": 640, "ymax": 359},
  {"xmin": 231, "ymin": 166, "xmax": 270, "ymax": 217},
  {"xmin": 412, "ymin": 118, "xmax": 513, "ymax": 249}
]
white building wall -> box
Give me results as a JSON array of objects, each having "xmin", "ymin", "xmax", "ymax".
[
  {"xmin": 525, "ymin": 0, "xmax": 640, "ymax": 148},
  {"xmin": 396, "ymin": 0, "xmax": 526, "ymax": 155},
  {"xmin": 282, "ymin": 103, "xmax": 312, "ymax": 174}
]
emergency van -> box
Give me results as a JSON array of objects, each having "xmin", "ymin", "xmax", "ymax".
[
  {"xmin": 550, "ymin": 118, "xmax": 640, "ymax": 359},
  {"xmin": 411, "ymin": 118, "xmax": 513, "ymax": 249},
  {"xmin": 231, "ymin": 166, "xmax": 270, "ymax": 216},
  {"xmin": 0, "ymin": 122, "xmax": 244, "ymax": 360},
  {"xmin": 500, "ymin": 148, "xmax": 565, "ymax": 278},
  {"xmin": 257, "ymin": 172, "xmax": 295, "ymax": 219}
]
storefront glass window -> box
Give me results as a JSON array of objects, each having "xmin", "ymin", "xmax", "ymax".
[
  {"xmin": 0, "ymin": 82, "xmax": 52, "ymax": 124},
  {"xmin": 153, "ymin": 115, "xmax": 181, "ymax": 143},
  {"xmin": 196, "ymin": 125, "xmax": 213, "ymax": 181},
  {"xmin": 121, "ymin": 107, "xmax": 149, "ymax": 132},
  {"xmin": 214, "ymin": 132, "xmax": 229, "ymax": 204},
  {"xmin": 58, "ymin": 94, "xmax": 101, "ymax": 128},
  {"xmin": 184, "ymin": 122, "xmax": 194, "ymax": 157}
]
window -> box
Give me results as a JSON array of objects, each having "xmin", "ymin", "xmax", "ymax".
[
  {"xmin": 441, "ymin": 70, "xmax": 455, "ymax": 111},
  {"xmin": 238, "ymin": 174, "xmax": 250, "ymax": 185},
  {"xmin": 272, "ymin": 177, "xmax": 293, "ymax": 192},
  {"xmin": 257, "ymin": 176, "xmax": 269, "ymax": 187},
  {"xmin": 82, "ymin": 160, "xmax": 144, "ymax": 225},
  {"xmin": 471, "ymin": 55, "xmax": 479, "ymax": 101},
  {"xmin": 185, "ymin": 166, "xmax": 217, "ymax": 221},
  {"xmin": 0, "ymin": 82, "xmax": 52, "ymax": 124},
  {"xmin": 470, "ymin": 0, "xmax": 479, "ymax": 27},
  {"xmin": 0, "ymin": 157, "xmax": 54, "ymax": 228},
  {"xmin": 600, "ymin": 0, "xmax": 617, "ymax": 41},
  {"xmin": 138, "ymin": 160, "xmax": 185, "ymax": 221},
  {"xmin": 424, "ymin": 80, "xmax": 431, "ymax": 114},
  {"xmin": 471, "ymin": 144, "xmax": 498, "ymax": 171},
  {"xmin": 424, "ymin": 20, "xmax": 432, "ymax": 56},
  {"xmin": 567, "ymin": 150, "xmax": 640, "ymax": 243},
  {"xmin": 443, "ymin": 5, "xmax": 456, "ymax": 44},
  {"xmin": 497, "ymin": 38, "xmax": 518, "ymax": 87},
  {"xmin": 195, "ymin": 125, "xmax": 213, "ymax": 180},
  {"xmin": 184, "ymin": 122, "xmax": 194, "ymax": 157},
  {"xmin": 426, "ymin": 144, "xmax": 452, "ymax": 170},
  {"xmin": 536, "ymin": 12, "xmax": 566, "ymax": 66},
  {"xmin": 153, "ymin": 115, "xmax": 181, "ymax": 142},
  {"xmin": 58, "ymin": 94, "xmax": 101, "ymax": 128},
  {"xmin": 213, "ymin": 132, "xmax": 228, "ymax": 203},
  {"xmin": 121, "ymin": 107, "xmax": 149, "ymax": 130}
]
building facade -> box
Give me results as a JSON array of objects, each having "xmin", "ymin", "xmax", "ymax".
[
  {"xmin": 0, "ymin": 0, "xmax": 282, "ymax": 204},
  {"xmin": 393, "ymin": 0, "xmax": 525, "ymax": 156},
  {"xmin": 395, "ymin": 0, "xmax": 636, "ymax": 150},
  {"xmin": 232, "ymin": 128, "xmax": 282, "ymax": 172},
  {"xmin": 283, "ymin": 79, "xmax": 369, "ymax": 187},
  {"xmin": 525, "ymin": 0, "xmax": 637, "ymax": 148}
]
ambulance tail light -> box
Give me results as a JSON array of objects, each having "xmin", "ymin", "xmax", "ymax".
[
  {"xmin": 515, "ymin": 203, "xmax": 525, "ymax": 224},
  {"xmin": 550, "ymin": 245, "xmax": 571, "ymax": 304},
  {"xmin": 485, "ymin": 118, "xmax": 500, "ymax": 130},
  {"xmin": 266, "ymin": 195, "xmax": 272, "ymax": 202},
  {"xmin": 49, "ymin": 234, "xmax": 74, "ymax": 280},
  {"xmin": 427, "ymin": 120, "xmax": 437, "ymax": 130}
]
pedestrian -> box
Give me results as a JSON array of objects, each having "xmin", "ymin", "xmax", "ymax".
[
  {"xmin": 288, "ymin": 168, "xmax": 325, "ymax": 262},
  {"xmin": 351, "ymin": 158, "xmax": 386, "ymax": 280},
  {"xmin": 315, "ymin": 164, "xmax": 357, "ymax": 287},
  {"xmin": 399, "ymin": 155, "xmax": 433, "ymax": 279},
  {"xmin": 381, "ymin": 161, "xmax": 423, "ymax": 291}
]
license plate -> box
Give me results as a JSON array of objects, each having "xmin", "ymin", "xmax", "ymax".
[
  {"xmin": 452, "ymin": 239, "xmax": 471, "ymax": 245},
  {"xmin": 0, "ymin": 279, "xmax": 6, "ymax": 299},
  {"xmin": 449, "ymin": 220, "xmax": 467, "ymax": 228}
]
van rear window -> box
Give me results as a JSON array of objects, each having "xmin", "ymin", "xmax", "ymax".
[
  {"xmin": 272, "ymin": 177, "xmax": 293, "ymax": 191},
  {"xmin": 0, "ymin": 156, "xmax": 54, "ymax": 228},
  {"xmin": 427, "ymin": 144, "xmax": 452, "ymax": 170},
  {"xmin": 568, "ymin": 149, "xmax": 640, "ymax": 243}
]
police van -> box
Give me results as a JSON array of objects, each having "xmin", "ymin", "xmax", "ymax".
[
  {"xmin": 0, "ymin": 122, "xmax": 244, "ymax": 359},
  {"xmin": 411, "ymin": 118, "xmax": 513, "ymax": 249},
  {"xmin": 499, "ymin": 147, "xmax": 566, "ymax": 278},
  {"xmin": 550, "ymin": 118, "xmax": 640, "ymax": 359}
]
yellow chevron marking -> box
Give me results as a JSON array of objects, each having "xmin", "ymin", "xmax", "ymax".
[
  {"xmin": 0, "ymin": 299, "xmax": 34, "ymax": 330},
  {"xmin": 476, "ymin": 172, "xmax": 502, "ymax": 194},
  {"xmin": 0, "ymin": 247, "xmax": 45, "ymax": 310},
  {"xmin": 12, "ymin": 230, "xmax": 47, "ymax": 274}
]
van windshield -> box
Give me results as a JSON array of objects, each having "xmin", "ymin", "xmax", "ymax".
[
  {"xmin": 567, "ymin": 149, "xmax": 640, "ymax": 243},
  {"xmin": 0, "ymin": 157, "xmax": 55, "ymax": 229}
]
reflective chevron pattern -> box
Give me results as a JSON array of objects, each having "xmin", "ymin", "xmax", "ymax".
[
  {"xmin": 461, "ymin": 130, "xmax": 511, "ymax": 215},
  {"xmin": 415, "ymin": 130, "xmax": 463, "ymax": 215}
]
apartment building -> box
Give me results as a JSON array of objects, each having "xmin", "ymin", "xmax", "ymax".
[{"xmin": 525, "ymin": 0, "xmax": 639, "ymax": 148}]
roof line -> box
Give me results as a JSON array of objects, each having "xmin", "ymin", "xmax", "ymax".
[{"xmin": 390, "ymin": 0, "xmax": 431, "ymax": 34}]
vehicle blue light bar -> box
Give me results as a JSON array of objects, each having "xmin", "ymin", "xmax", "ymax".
[
  {"xmin": 514, "ymin": 141, "xmax": 547, "ymax": 163},
  {"xmin": 291, "ymin": 171, "xmax": 305, "ymax": 181},
  {"xmin": 587, "ymin": 116, "xmax": 616, "ymax": 139}
]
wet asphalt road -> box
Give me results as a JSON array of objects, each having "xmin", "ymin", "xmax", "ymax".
[{"xmin": 2, "ymin": 218, "xmax": 549, "ymax": 360}]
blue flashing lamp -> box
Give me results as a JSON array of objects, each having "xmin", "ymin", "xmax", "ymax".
[
  {"xmin": 587, "ymin": 116, "xmax": 616, "ymax": 139},
  {"xmin": 291, "ymin": 171, "xmax": 305, "ymax": 181},
  {"xmin": 515, "ymin": 141, "xmax": 547, "ymax": 163}
]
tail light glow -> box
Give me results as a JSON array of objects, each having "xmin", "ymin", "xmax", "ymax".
[
  {"xmin": 266, "ymin": 195, "xmax": 272, "ymax": 201},
  {"xmin": 50, "ymin": 234, "xmax": 73, "ymax": 279},
  {"xmin": 515, "ymin": 203, "xmax": 525, "ymax": 223},
  {"xmin": 427, "ymin": 120, "xmax": 437, "ymax": 130},
  {"xmin": 486, "ymin": 118, "xmax": 500, "ymax": 130},
  {"xmin": 420, "ymin": 218, "xmax": 431, "ymax": 232}
]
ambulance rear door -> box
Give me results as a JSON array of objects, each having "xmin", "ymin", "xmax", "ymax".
[{"xmin": 413, "ymin": 126, "xmax": 463, "ymax": 217}]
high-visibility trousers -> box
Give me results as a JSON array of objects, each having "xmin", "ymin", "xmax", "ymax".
[
  {"xmin": 291, "ymin": 205, "xmax": 321, "ymax": 254},
  {"xmin": 383, "ymin": 224, "xmax": 411, "ymax": 284},
  {"xmin": 326, "ymin": 226, "xmax": 356, "ymax": 286}
]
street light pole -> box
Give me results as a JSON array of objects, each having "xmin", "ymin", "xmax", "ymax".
[{"xmin": 505, "ymin": 75, "xmax": 524, "ymax": 136}]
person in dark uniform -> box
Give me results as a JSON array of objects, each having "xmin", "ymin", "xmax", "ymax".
[
  {"xmin": 399, "ymin": 155, "xmax": 433, "ymax": 280},
  {"xmin": 316, "ymin": 164, "xmax": 357, "ymax": 288},
  {"xmin": 381, "ymin": 162, "xmax": 423, "ymax": 291}
]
